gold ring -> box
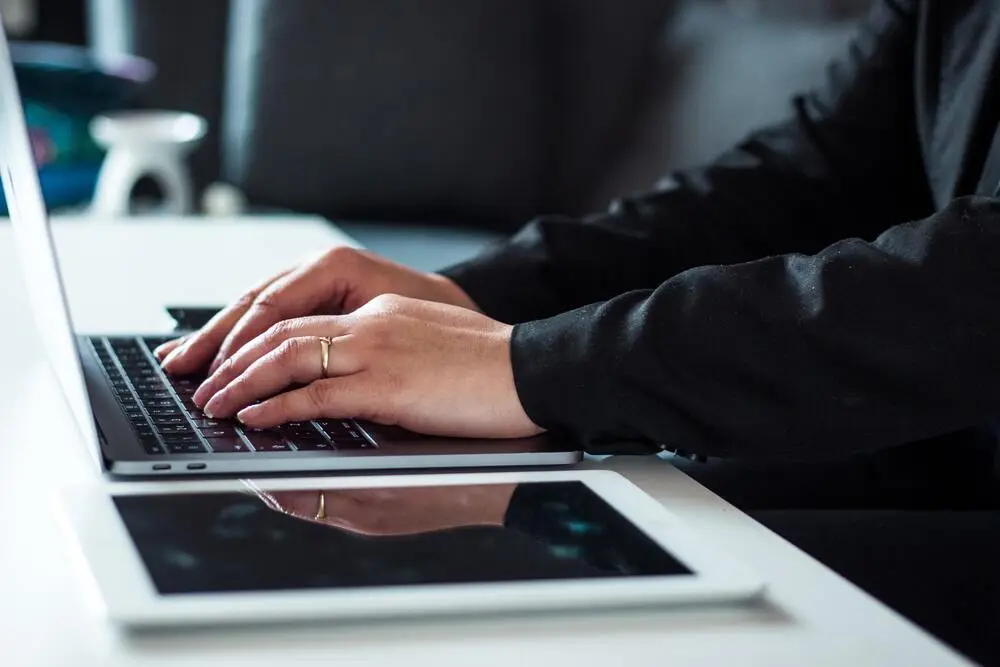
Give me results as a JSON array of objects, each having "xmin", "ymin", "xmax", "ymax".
[
  {"xmin": 314, "ymin": 491, "xmax": 326, "ymax": 520},
  {"xmin": 318, "ymin": 336, "xmax": 333, "ymax": 378}
]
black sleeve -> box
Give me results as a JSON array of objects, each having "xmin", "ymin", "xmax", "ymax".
[
  {"xmin": 510, "ymin": 196, "xmax": 1000, "ymax": 459},
  {"xmin": 440, "ymin": 0, "xmax": 928, "ymax": 325}
]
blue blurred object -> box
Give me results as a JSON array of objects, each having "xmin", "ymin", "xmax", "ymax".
[{"xmin": 0, "ymin": 42, "xmax": 154, "ymax": 213}]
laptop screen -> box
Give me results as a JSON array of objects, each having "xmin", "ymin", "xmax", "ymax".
[{"xmin": 0, "ymin": 25, "xmax": 102, "ymax": 461}]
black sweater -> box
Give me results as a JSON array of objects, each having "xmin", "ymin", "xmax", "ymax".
[{"xmin": 442, "ymin": 0, "xmax": 1000, "ymax": 459}]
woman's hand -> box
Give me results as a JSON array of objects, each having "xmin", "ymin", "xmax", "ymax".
[
  {"xmin": 154, "ymin": 247, "xmax": 480, "ymax": 376},
  {"xmin": 256, "ymin": 484, "xmax": 518, "ymax": 536},
  {"xmin": 189, "ymin": 294, "xmax": 543, "ymax": 439}
]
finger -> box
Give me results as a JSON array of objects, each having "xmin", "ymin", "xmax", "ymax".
[
  {"xmin": 208, "ymin": 258, "xmax": 344, "ymax": 374},
  {"xmin": 162, "ymin": 269, "xmax": 291, "ymax": 374},
  {"xmin": 267, "ymin": 491, "xmax": 326, "ymax": 521},
  {"xmin": 192, "ymin": 315, "xmax": 347, "ymax": 407},
  {"xmin": 204, "ymin": 335, "xmax": 360, "ymax": 418},
  {"xmin": 236, "ymin": 376, "xmax": 376, "ymax": 429},
  {"xmin": 250, "ymin": 488, "xmax": 284, "ymax": 514},
  {"xmin": 152, "ymin": 334, "xmax": 188, "ymax": 361}
]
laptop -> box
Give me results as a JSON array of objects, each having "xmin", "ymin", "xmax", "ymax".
[{"xmin": 0, "ymin": 27, "xmax": 580, "ymax": 476}]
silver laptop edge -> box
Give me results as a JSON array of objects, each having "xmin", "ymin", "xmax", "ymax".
[
  {"xmin": 0, "ymin": 21, "xmax": 106, "ymax": 470},
  {"xmin": 0, "ymin": 22, "xmax": 578, "ymax": 475}
]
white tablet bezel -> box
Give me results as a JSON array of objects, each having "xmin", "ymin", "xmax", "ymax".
[{"xmin": 57, "ymin": 470, "xmax": 766, "ymax": 627}]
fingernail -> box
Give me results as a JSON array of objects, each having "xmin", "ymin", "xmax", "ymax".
[
  {"xmin": 203, "ymin": 396, "xmax": 223, "ymax": 419},
  {"xmin": 161, "ymin": 340, "xmax": 191, "ymax": 369},
  {"xmin": 192, "ymin": 382, "xmax": 212, "ymax": 408},
  {"xmin": 161, "ymin": 349, "xmax": 180, "ymax": 370},
  {"xmin": 237, "ymin": 406, "xmax": 260, "ymax": 423}
]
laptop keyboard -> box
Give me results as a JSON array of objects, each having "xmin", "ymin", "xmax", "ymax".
[{"xmin": 90, "ymin": 336, "xmax": 375, "ymax": 456}]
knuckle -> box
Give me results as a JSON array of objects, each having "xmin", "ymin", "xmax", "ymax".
[
  {"xmin": 349, "ymin": 313, "xmax": 390, "ymax": 346},
  {"xmin": 264, "ymin": 319, "xmax": 296, "ymax": 345},
  {"xmin": 274, "ymin": 338, "xmax": 301, "ymax": 363},
  {"xmin": 360, "ymin": 294, "xmax": 408, "ymax": 321},
  {"xmin": 234, "ymin": 290, "xmax": 258, "ymax": 308},
  {"xmin": 252, "ymin": 291, "xmax": 284, "ymax": 316},
  {"xmin": 322, "ymin": 245, "xmax": 360, "ymax": 268},
  {"xmin": 215, "ymin": 355, "xmax": 237, "ymax": 378},
  {"xmin": 366, "ymin": 293, "xmax": 400, "ymax": 312},
  {"xmin": 306, "ymin": 381, "xmax": 334, "ymax": 412}
]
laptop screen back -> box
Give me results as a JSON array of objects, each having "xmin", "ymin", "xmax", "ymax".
[{"xmin": 0, "ymin": 24, "xmax": 102, "ymax": 461}]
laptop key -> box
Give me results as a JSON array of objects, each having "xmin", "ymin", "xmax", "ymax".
[
  {"xmin": 199, "ymin": 426, "xmax": 239, "ymax": 438},
  {"xmin": 152, "ymin": 416, "xmax": 187, "ymax": 426},
  {"xmin": 206, "ymin": 437, "xmax": 250, "ymax": 453},
  {"xmin": 330, "ymin": 438, "xmax": 368, "ymax": 449},
  {"xmin": 165, "ymin": 441, "xmax": 207, "ymax": 454},
  {"xmin": 260, "ymin": 441, "xmax": 292, "ymax": 452},
  {"xmin": 294, "ymin": 440, "xmax": 334, "ymax": 451},
  {"xmin": 286, "ymin": 429, "xmax": 327, "ymax": 441},
  {"xmin": 158, "ymin": 425, "xmax": 196, "ymax": 435},
  {"xmin": 119, "ymin": 355, "xmax": 147, "ymax": 365},
  {"xmin": 315, "ymin": 419, "xmax": 357, "ymax": 439},
  {"xmin": 281, "ymin": 428, "xmax": 323, "ymax": 440},
  {"xmin": 243, "ymin": 431, "xmax": 290, "ymax": 452},
  {"xmin": 160, "ymin": 431, "xmax": 201, "ymax": 444},
  {"xmin": 137, "ymin": 391, "xmax": 174, "ymax": 402},
  {"xmin": 148, "ymin": 408, "xmax": 182, "ymax": 419},
  {"xmin": 141, "ymin": 440, "xmax": 166, "ymax": 455},
  {"xmin": 142, "ymin": 336, "xmax": 175, "ymax": 348}
]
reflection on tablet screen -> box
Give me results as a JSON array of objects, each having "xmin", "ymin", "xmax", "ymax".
[{"xmin": 112, "ymin": 481, "xmax": 692, "ymax": 595}]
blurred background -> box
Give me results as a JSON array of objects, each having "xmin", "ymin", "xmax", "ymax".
[{"xmin": 1, "ymin": 0, "xmax": 873, "ymax": 269}]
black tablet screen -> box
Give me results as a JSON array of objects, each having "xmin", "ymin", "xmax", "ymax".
[{"xmin": 112, "ymin": 481, "xmax": 692, "ymax": 595}]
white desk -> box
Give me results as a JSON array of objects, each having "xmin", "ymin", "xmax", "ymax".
[{"xmin": 0, "ymin": 217, "xmax": 970, "ymax": 667}]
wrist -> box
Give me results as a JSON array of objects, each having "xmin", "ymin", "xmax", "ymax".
[{"xmin": 498, "ymin": 323, "xmax": 545, "ymax": 437}]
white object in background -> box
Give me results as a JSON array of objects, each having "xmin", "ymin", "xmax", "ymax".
[
  {"xmin": 89, "ymin": 110, "xmax": 206, "ymax": 217},
  {"xmin": 0, "ymin": 0, "xmax": 37, "ymax": 36},
  {"xmin": 201, "ymin": 181, "xmax": 248, "ymax": 216}
]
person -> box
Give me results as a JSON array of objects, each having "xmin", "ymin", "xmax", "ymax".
[{"xmin": 155, "ymin": 0, "xmax": 1000, "ymax": 661}]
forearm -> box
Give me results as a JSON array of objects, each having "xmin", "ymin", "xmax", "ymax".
[
  {"xmin": 443, "ymin": 0, "xmax": 927, "ymax": 324},
  {"xmin": 511, "ymin": 197, "xmax": 1000, "ymax": 459}
]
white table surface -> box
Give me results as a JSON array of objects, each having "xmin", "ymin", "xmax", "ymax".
[{"xmin": 0, "ymin": 216, "xmax": 970, "ymax": 667}]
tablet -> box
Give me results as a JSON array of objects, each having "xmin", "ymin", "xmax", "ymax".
[{"xmin": 58, "ymin": 470, "xmax": 765, "ymax": 627}]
